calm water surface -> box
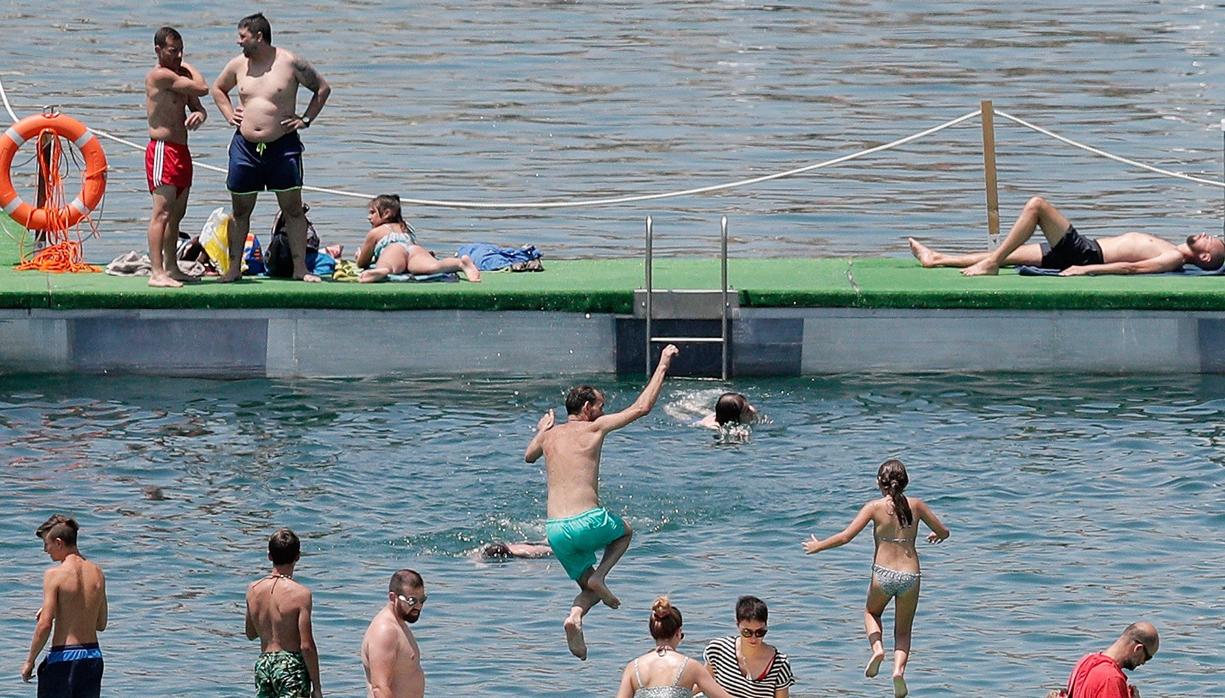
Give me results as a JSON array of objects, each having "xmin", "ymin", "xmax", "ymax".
[
  {"xmin": 0, "ymin": 374, "xmax": 1222, "ymax": 696},
  {"xmin": 0, "ymin": 1, "xmax": 1221, "ymax": 261}
]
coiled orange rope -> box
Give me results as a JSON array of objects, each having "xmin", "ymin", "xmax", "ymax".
[{"xmin": 12, "ymin": 129, "xmax": 101, "ymax": 273}]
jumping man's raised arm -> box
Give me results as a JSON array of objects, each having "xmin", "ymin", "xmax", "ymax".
[{"xmin": 591, "ymin": 344, "xmax": 679, "ymax": 434}]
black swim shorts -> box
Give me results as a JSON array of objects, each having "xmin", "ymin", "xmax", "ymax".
[
  {"xmin": 1039, "ymin": 225, "xmax": 1103, "ymax": 270},
  {"xmin": 226, "ymin": 130, "xmax": 304, "ymax": 194}
]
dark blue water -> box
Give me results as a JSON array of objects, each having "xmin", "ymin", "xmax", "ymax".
[
  {"xmin": 1, "ymin": 374, "xmax": 1222, "ymax": 695},
  {"xmin": 0, "ymin": 1, "xmax": 1221, "ymax": 263}
]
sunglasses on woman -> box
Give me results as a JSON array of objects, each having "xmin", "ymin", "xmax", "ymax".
[{"xmin": 739, "ymin": 627, "xmax": 768, "ymax": 638}]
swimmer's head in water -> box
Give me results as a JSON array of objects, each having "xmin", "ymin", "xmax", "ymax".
[
  {"xmin": 483, "ymin": 543, "xmax": 513, "ymax": 559},
  {"xmin": 267, "ymin": 527, "xmax": 300, "ymax": 566},
  {"xmin": 1186, "ymin": 233, "xmax": 1225, "ymax": 271},
  {"xmin": 566, "ymin": 385, "xmax": 604, "ymax": 419},
  {"xmin": 714, "ymin": 392, "xmax": 755, "ymax": 425},
  {"xmin": 877, "ymin": 458, "xmax": 914, "ymax": 528}
]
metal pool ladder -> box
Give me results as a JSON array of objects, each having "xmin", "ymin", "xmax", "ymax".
[{"xmin": 638, "ymin": 215, "xmax": 735, "ymax": 379}]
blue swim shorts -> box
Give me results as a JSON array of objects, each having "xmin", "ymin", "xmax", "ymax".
[
  {"xmin": 227, "ymin": 130, "xmax": 304, "ymax": 194},
  {"xmin": 545, "ymin": 507, "xmax": 627, "ymax": 581}
]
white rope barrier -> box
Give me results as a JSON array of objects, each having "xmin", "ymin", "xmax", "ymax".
[{"xmin": 996, "ymin": 110, "xmax": 1225, "ymax": 189}]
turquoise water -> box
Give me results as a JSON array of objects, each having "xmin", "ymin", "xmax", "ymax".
[
  {"xmin": 0, "ymin": 1, "xmax": 1221, "ymax": 260},
  {"xmin": 1, "ymin": 373, "xmax": 1222, "ymax": 695}
]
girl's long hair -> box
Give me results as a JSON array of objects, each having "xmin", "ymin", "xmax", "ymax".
[{"xmin": 877, "ymin": 459, "xmax": 913, "ymax": 528}]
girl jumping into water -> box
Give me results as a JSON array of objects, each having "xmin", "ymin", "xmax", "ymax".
[
  {"xmin": 801, "ymin": 459, "xmax": 949, "ymax": 698},
  {"xmin": 355, "ymin": 194, "xmax": 481, "ymax": 283}
]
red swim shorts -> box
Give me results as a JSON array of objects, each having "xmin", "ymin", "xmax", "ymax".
[{"xmin": 145, "ymin": 140, "xmax": 193, "ymax": 193}]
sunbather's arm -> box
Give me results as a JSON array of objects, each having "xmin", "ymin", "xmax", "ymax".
[
  {"xmin": 355, "ymin": 228, "xmax": 382, "ymax": 268},
  {"xmin": 1059, "ymin": 251, "xmax": 1185, "ymax": 276}
]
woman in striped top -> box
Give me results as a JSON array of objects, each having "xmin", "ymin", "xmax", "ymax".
[{"xmin": 702, "ymin": 596, "xmax": 794, "ymax": 698}]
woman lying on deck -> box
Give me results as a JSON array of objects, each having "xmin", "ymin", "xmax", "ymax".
[{"xmin": 355, "ymin": 194, "xmax": 481, "ymax": 283}]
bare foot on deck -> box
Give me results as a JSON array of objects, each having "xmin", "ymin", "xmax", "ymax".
[
  {"xmin": 167, "ymin": 270, "xmax": 200, "ymax": 284},
  {"xmin": 148, "ymin": 273, "xmax": 183, "ymax": 289},
  {"xmin": 563, "ymin": 617, "xmax": 587, "ymax": 661},
  {"xmin": 585, "ymin": 575, "xmax": 620, "ymax": 609},
  {"xmin": 359, "ymin": 269, "xmax": 387, "ymax": 284},
  {"xmin": 892, "ymin": 673, "xmax": 908, "ymax": 698},
  {"xmin": 865, "ymin": 650, "xmax": 885, "ymax": 678},
  {"xmin": 460, "ymin": 255, "xmax": 481, "ymax": 282},
  {"xmin": 960, "ymin": 259, "xmax": 999, "ymax": 276},
  {"xmin": 217, "ymin": 270, "xmax": 242, "ymax": 283},
  {"xmin": 907, "ymin": 238, "xmax": 941, "ymax": 268},
  {"xmin": 295, "ymin": 273, "xmax": 322, "ymax": 283}
]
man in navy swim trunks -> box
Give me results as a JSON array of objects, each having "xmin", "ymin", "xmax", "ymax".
[
  {"xmin": 525, "ymin": 344, "xmax": 680, "ymax": 661},
  {"xmin": 21, "ymin": 515, "xmax": 108, "ymax": 698},
  {"xmin": 211, "ymin": 13, "xmax": 331, "ymax": 283},
  {"xmin": 908, "ymin": 196, "xmax": 1225, "ymax": 276}
]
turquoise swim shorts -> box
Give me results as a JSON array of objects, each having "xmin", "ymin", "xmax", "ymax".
[{"xmin": 545, "ymin": 507, "xmax": 627, "ymax": 581}]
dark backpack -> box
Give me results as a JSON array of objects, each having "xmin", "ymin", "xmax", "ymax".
[{"xmin": 264, "ymin": 205, "xmax": 320, "ymax": 278}]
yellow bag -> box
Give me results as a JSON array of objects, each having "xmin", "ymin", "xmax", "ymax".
[{"xmin": 199, "ymin": 207, "xmax": 232, "ymax": 275}]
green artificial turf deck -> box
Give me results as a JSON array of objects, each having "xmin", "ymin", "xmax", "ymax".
[{"xmin": 3, "ymin": 214, "xmax": 1224, "ymax": 312}]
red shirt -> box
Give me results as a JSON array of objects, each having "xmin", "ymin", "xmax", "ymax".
[{"xmin": 1067, "ymin": 653, "xmax": 1130, "ymax": 698}]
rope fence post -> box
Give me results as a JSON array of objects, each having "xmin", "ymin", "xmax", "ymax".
[{"xmin": 980, "ymin": 99, "xmax": 1000, "ymax": 249}]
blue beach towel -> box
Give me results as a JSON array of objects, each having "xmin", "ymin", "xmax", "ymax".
[
  {"xmin": 456, "ymin": 243, "xmax": 542, "ymax": 271},
  {"xmin": 1017, "ymin": 264, "xmax": 1225, "ymax": 277}
]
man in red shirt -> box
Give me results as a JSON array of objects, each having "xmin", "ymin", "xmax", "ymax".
[{"xmin": 1061, "ymin": 622, "xmax": 1159, "ymax": 698}]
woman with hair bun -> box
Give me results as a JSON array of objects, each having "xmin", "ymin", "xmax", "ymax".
[
  {"xmin": 615, "ymin": 596, "xmax": 733, "ymax": 698},
  {"xmin": 801, "ymin": 459, "xmax": 950, "ymax": 698}
]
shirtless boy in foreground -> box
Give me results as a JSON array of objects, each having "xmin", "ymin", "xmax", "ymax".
[
  {"xmin": 361, "ymin": 569, "xmax": 427, "ymax": 698},
  {"xmin": 211, "ymin": 12, "xmax": 331, "ymax": 283},
  {"xmin": 246, "ymin": 528, "xmax": 323, "ymax": 698},
  {"xmin": 525, "ymin": 344, "xmax": 680, "ymax": 660},
  {"xmin": 144, "ymin": 26, "xmax": 208, "ymax": 288},
  {"xmin": 21, "ymin": 515, "xmax": 108, "ymax": 697},
  {"xmin": 909, "ymin": 196, "xmax": 1225, "ymax": 276}
]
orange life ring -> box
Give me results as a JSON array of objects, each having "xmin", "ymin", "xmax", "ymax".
[{"xmin": 0, "ymin": 111, "xmax": 108, "ymax": 230}]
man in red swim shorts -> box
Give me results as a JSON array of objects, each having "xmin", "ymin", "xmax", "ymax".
[{"xmin": 144, "ymin": 26, "xmax": 208, "ymax": 288}]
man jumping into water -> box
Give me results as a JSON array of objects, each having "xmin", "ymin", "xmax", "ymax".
[
  {"xmin": 211, "ymin": 12, "xmax": 331, "ymax": 283},
  {"xmin": 144, "ymin": 26, "xmax": 207, "ymax": 289},
  {"xmin": 525, "ymin": 344, "xmax": 680, "ymax": 660},
  {"xmin": 909, "ymin": 196, "xmax": 1225, "ymax": 276}
]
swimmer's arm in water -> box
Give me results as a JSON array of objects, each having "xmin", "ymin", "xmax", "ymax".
[
  {"xmin": 508, "ymin": 543, "xmax": 553, "ymax": 558},
  {"xmin": 524, "ymin": 409, "xmax": 554, "ymax": 463},
  {"xmin": 297, "ymin": 591, "xmax": 323, "ymax": 698},
  {"xmin": 914, "ymin": 498, "xmax": 950, "ymax": 543},
  {"xmin": 593, "ymin": 344, "xmax": 679, "ymax": 433},
  {"xmin": 803, "ymin": 501, "xmax": 874, "ymax": 554},
  {"xmin": 696, "ymin": 413, "xmax": 718, "ymax": 430}
]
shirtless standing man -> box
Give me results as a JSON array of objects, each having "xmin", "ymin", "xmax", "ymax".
[
  {"xmin": 211, "ymin": 13, "xmax": 331, "ymax": 283},
  {"xmin": 361, "ymin": 569, "xmax": 427, "ymax": 698},
  {"xmin": 909, "ymin": 196, "xmax": 1225, "ymax": 276},
  {"xmin": 21, "ymin": 515, "xmax": 108, "ymax": 697},
  {"xmin": 524, "ymin": 344, "xmax": 680, "ymax": 660},
  {"xmin": 245, "ymin": 528, "xmax": 323, "ymax": 698},
  {"xmin": 144, "ymin": 26, "xmax": 208, "ymax": 288}
]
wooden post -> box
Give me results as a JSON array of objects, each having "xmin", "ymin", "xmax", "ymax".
[
  {"xmin": 980, "ymin": 99, "xmax": 1000, "ymax": 249},
  {"xmin": 33, "ymin": 131, "xmax": 52, "ymax": 249}
]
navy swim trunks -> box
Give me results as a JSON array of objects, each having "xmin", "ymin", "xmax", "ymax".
[
  {"xmin": 1039, "ymin": 225, "xmax": 1103, "ymax": 270},
  {"xmin": 37, "ymin": 643, "xmax": 103, "ymax": 698},
  {"xmin": 226, "ymin": 131, "xmax": 304, "ymax": 194}
]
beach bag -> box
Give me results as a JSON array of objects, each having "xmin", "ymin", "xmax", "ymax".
[
  {"xmin": 264, "ymin": 205, "xmax": 320, "ymax": 278},
  {"xmin": 198, "ymin": 207, "xmax": 232, "ymax": 276},
  {"xmin": 243, "ymin": 233, "xmax": 265, "ymax": 276}
]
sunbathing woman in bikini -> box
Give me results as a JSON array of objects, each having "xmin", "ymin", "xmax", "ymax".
[
  {"xmin": 355, "ymin": 194, "xmax": 481, "ymax": 283},
  {"xmin": 801, "ymin": 459, "xmax": 949, "ymax": 698}
]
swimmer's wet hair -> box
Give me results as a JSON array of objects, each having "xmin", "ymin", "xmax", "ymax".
[
  {"xmin": 735, "ymin": 595, "xmax": 768, "ymax": 623},
  {"xmin": 649, "ymin": 596, "xmax": 683, "ymax": 639},
  {"xmin": 239, "ymin": 13, "xmax": 272, "ymax": 44},
  {"xmin": 565, "ymin": 385, "xmax": 602, "ymax": 415},
  {"xmin": 268, "ymin": 527, "xmax": 300, "ymax": 565},
  {"xmin": 483, "ymin": 543, "xmax": 512, "ymax": 559},
  {"xmin": 715, "ymin": 392, "xmax": 749, "ymax": 425},
  {"xmin": 389, "ymin": 568, "xmax": 424, "ymax": 595},
  {"xmin": 36, "ymin": 514, "xmax": 79, "ymax": 546},
  {"xmin": 154, "ymin": 26, "xmax": 182, "ymax": 48}
]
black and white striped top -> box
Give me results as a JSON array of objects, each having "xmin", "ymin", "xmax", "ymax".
[{"xmin": 702, "ymin": 636, "xmax": 795, "ymax": 698}]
